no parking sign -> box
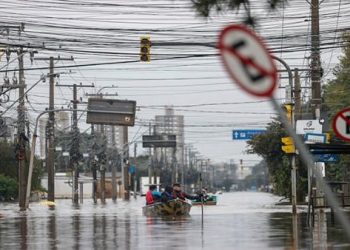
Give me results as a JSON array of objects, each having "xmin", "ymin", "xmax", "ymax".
[
  {"xmin": 218, "ymin": 24, "xmax": 277, "ymax": 97},
  {"xmin": 332, "ymin": 108, "xmax": 350, "ymax": 142}
]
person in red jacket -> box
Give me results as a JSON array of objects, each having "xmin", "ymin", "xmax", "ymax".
[{"xmin": 145, "ymin": 185, "xmax": 161, "ymax": 205}]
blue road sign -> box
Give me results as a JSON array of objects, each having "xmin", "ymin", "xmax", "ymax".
[
  {"xmin": 304, "ymin": 133, "xmax": 326, "ymax": 144},
  {"xmin": 232, "ymin": 129, "xmax": 266, "ymax": 140},
  {"xmin": 128, "ymin": 165, "xmax": 136, "ymax": 174},
  {"xmin": 313, "ymin": 154, "xmax": 339, "ymax": 163}
]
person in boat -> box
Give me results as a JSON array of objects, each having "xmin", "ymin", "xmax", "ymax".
[
  {"xmin": 145, "ymin": 185, "xmax": 161, "ymax": 205},
  {"xmin": 172, "ymin": 183, "xmax": 201, "ymax": 201},
  {"xmin": 161, "ymin": 186, "xmax": 174, "ymax": 203}
]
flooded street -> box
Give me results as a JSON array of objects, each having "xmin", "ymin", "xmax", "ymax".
[{"xmin": 0, "ymin": 192, "xmax": 349, "ymax": 249}]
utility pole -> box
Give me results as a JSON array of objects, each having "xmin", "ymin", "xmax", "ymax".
[
  {"xmin": 111, "ymin": 126, "xmax": 117, "ymax": 202},
  {"xmin": 72, "ymin": 83, "xmax": 79, "ymax": 204},
  {"xmin": 294, "ymin": 69, "xmax": 302, "ymax": 121},
  {"xmin": 47, "ymin": 57, "xmax": 55, "ymax": 202},
  {"xmin": 310, "ymin": 0, "xmax": 321, "ymax": 112},
  {"xmin": 57, "ymin": 83, "xmax": 94, "ymax": 204},
  {"xmin": 91, "ymin": 125, "xmax": 98, "ymax": 204},
  {"xmin": 17, "ymin": 47, "xmax": 26, "ymax": 211},
  {"xmin": 0, "ymin": 46, "xmax": 35, "ymax": 210},
  {"xmin": 35, "ymin": 56, "xmax": 74, "ymax": 202},
  {"xmin": 133, "ymin": 142, "xmax": 137, "ymax": 199}
]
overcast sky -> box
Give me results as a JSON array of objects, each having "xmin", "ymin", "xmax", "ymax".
[{"xmin": 0, "ymin": 0, "xmax": 348, "ymax": 165}]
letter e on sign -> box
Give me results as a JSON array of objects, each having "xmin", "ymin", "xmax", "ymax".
[
  {"xmin": 218, "ymin": 24, "xmax": 277, "ymax": 97},
  {"xmin": 332, "ymin": 108, "xmax": 350, "ymax": 142}
]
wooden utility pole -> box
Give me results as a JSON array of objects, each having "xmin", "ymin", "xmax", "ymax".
[
  {"xmin": 57, "ymin": 83, "xmax": 94, "ymax": 204},
  {"xmin": 311, "ymin": 0, "xmax": 321, "ymax": 113},
  {"xmin": 91, "ymin": 125, "xmax": 98, "ymax": 204},
  {"xmin": 35, "ymin": 56, "xmax": 74, "ymax": 202},
  {"xmin": 294, "ymin": 68, "xmax": 302, "ymax": 121},
  {"xmin": 17, "ymin": 47, "xmax": 27, "ymax": 211},
  {"xmin": 47, "ymin": 57, "xmax": 55, "ymax": 202},
  {"xmin": 72, "ymin": 83, "xmax": 79, "ymax": 204}
]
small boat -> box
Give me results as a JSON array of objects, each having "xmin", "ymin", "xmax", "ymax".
[
  {"xmin": 192, "ymin": 195, "xmax": 217, "ymax": 206},
  {"xmin": 142, "ymin": 199, "xmax": 192, "ymax": 217}
]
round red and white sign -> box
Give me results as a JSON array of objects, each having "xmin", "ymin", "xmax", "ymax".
[
  {"xmin": 218, "ymin": 24, "xmax": 277, "ymax": 97},
  {"xmin": 332, "ymin": 108, "xmax": 350, "ymax": 142}
]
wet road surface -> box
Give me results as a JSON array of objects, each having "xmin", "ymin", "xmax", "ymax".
[{"xmin": 0, "ymin": 192, "xmax": 349, "ymax": 249}]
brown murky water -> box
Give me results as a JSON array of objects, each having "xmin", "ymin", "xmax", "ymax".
[{"xmin": 0, "ymin": 192, "xmax": 349, "ymax": 249}]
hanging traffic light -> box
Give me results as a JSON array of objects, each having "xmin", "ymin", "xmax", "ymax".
[{"xmin": 140, "ymin": 36, "xmax": 151, "ymax": 62}]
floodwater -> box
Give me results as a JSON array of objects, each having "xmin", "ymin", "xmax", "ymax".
[{"xmin": 0, "ymin": 192, "xmax": 349, "ymax": 249}]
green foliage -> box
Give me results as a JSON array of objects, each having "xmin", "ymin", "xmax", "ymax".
[
  {"xmin": 0, "ymin": 140, "xmax": 17, "ymax": 178},
  {"xmin": 191, "ymin": 0, "xmax": 288, "ymax": 25},
  {"xmin": 0, "ymin": 140, "xmax": 43, "ymax": 193},
  {"xmin": 0, "ymin": 174, "xmax": 18, "ymax": 201},
  {"xmin": 247, "ymin": 120, "xmax": 296, "ymax": 198},
  {"xmin": 246, "ymin": 116, "xmax": 310, "ymax": 200},
  {"xmin": 323, "ymin": 32, "xmax": 350, "ymax": 182}
]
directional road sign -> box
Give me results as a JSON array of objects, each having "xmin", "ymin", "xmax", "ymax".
[
  {"xmin": 304, "ymin": 133, "xmax": 326, "ymax": 144},
  {"xmin": 232, "ymin": 129, "xmax": 266, "ymax": 140},
  {"xmin": 218, "ymin": 24, "xmax": 277, "ymax": 97},
  {"xmin": 333, "ymin": 108, "xmax": 350, "ymax": 142},
  {"xmin": 313, "ymin": 154, "xmax": 338, "ymax": 163}
]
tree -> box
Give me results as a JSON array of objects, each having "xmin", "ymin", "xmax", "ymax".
[
  {"xmin": 191, "ymin": 0, "xmax": 288, "ymax": 25},
  {"xmin": 323, "ymin": 32, "xmax": 350, "ymax": 183},
  {"xmin": 0, "ymin": 140, "xmax": 43, "ymax": 200},
  {"xmin": 246, "ymin": 120, "xmax": 292, "ymax": 197}
]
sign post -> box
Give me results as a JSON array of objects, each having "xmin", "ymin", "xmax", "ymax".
[{"xmin": 218, "ymin": 24, "xmax": 350, "ymax": 237}]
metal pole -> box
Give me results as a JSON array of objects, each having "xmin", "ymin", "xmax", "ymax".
[
  {"xmin": 273, "ymin": 55, "xmax": 297, "ymax": 214},
  {"xmin": 200, "ymin": 160, "xmax": 204, "ymax": 225}
]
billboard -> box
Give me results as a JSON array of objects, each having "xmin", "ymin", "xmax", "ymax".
[{"xmin": 86, "ymin": 98, "xmax": 136, "ymax": 126}]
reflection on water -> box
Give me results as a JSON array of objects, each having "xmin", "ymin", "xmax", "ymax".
[{"xmin": 0, "ymin": 192, "xmax": 349, "ymax": 249}]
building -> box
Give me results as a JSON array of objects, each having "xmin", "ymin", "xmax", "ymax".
[
  {"xmin": 154, "ymin": 106, "xmax": 185, "ymax": 170},
  {"xmin": 38, "ymin": 116, "xmax": 48, "ymax": 159}
]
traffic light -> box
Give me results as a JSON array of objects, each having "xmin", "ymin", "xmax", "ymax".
[
  {"xmin": 281, "ymin": 136, "xmax": 295, "ymax": 154},
  {"xmin": 140, "ymin": 36, "xmax": 151, "ymax": 62},
  {"xmin": 283, "ymin": 104, "xmax": 293, "ymax": 123}
]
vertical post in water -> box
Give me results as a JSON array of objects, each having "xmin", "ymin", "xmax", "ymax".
[{"xmin": 47, "ymin": 57, "xmax": 55, "ymax": 203}]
